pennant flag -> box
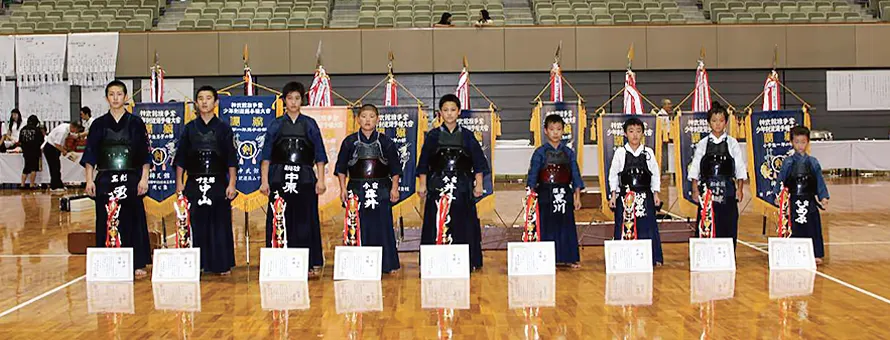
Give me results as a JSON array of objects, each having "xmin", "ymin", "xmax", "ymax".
[
  {"xmin": 243, "ymin": 45, "xmax": 254, "ymax": 96},
  {"xmin": 550, "ymin": 62, "xmax": 563, "ymax": 102},
  {"xmin": 149, "ymin": 64, "xmax": 164, "ymax": 103},
  {"xmin": 455, "ymin": 66, "xmax": 470, "ymax": 110},
  {"xmin": 309, "ymin": 65, "xmax": 333, "ymax": 107},
  {"xmin": 243, "ymin": 67, "xmax": 254, "ymax": 96},
  {"xmin": 384, "ymin": 76, "xmax": 398, "ymax": 106},
  {"xmin": 693, "ymin": 60, "xmax": 711, "ymax": 113},
  {"xmin": 762, "ymin": 70, "xmax": 780, "ymax": 111},
  {"xmin": 623, "ymin": 70, "xmax": 643, "ymax": 115}
]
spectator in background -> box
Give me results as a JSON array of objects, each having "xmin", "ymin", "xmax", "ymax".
[
  {"xmin": 1, "ymin": 108, "xmax": 23, "ymax": 152},
  {"xmin": 43, "ymin": 121, "xmax": 83, "ymax": 193},
  {"xmin": 80, "ymin": 106, "xmax": 94, "ymax": 132},
  {"xmin": 657, "ymin": 98, "xmax": 673, "ymax": 171},
  {"xmin": 474, "ymin": 9, "xmax": 493, "ymax": 27},
  {"xmin": 19, "ymin": 115, "xmax": 43, "ymax": 189},
  {"xmin": 434, "ymin": 12, "xmax": 454, "ymax": 27}
]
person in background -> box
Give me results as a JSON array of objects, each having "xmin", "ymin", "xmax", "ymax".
[
  {"xmin": 434, "ymin": 12, "xmax": 454, "ymax": 27},
  {"xmin": 18, "ymin": 115, "xmax": 43, "ymax": 189},
  {"xmin": 657, "ymin": 98, "xmax": 673, "ymax": 171},
  {"xmin": 43, "ymin": 121, "xmax": 83, "ymax": 193},
  {"xmin": 80, "ymin": 106, "xmax": 94, "ymax": 133},
  {"xmin": 1, "ymin": 108, "xmax": 23, "ymax": 152},
  {"xmin": 474, "ymin": 9, "xmax": 493, "ymax": 27}
]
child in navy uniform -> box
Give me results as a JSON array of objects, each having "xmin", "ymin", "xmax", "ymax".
[
  {"xmin": 608, "ymin": 117, "xmax": 663, "ymax": 266},
  {"xmin": 775, "ymin": 125, "xmax": 829, "ymax": 265},
  {"xmin": 526, "ymin": 114, "xmax": 583, "ymax": 268}
]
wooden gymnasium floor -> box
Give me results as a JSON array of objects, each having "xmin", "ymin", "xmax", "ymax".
[{"xmin": 1, "ymin": 176, "xmax": 890, "ymax": 339}]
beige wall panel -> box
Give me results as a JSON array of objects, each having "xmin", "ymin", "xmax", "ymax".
[
  {"xmin": 504, "ymin": 27, "xmax": 576, "ymax": 71},
  {"xmin": 218, "ymin": 31, "xmax": 290, "ymax": 75},
  {"xmin": 147, "ymin": 32, "xmax": 219, "ymax": 76},
  {"xmin": 116, "ymin": 33, "xmax": 149, "ymax": 77},
  {"xmin": 855, "ymin": 25, "xmax": 890, "ymax": 68},
  {"xmin": 432, "ymin": 28, "xmax": 505, "ymax": 72},
  {"xmin": 289, "ymin": 30, "xmax": 362, "ymax": 74},
  {"xmin": 786, "ymin": 25, "xmax": 856, "ymax": 68},
  {"xmin": 576, "ymin": 26, "xmax": 647, "ymax": 70},
  {"xmin": 716, "ymin": 25, "xmax": 786, "ymax": 69},
  {"xmin": 361, "ymin": 29, "xmax": 434, "ymax": 73},
  {"xmin": 645, "ymin": 26, "xmax": 717, "ymax": 70}
]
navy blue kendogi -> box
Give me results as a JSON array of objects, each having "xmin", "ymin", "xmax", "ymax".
[
  {"xmin": 176, "ymin": 116, "xmax": 238, "ymax": 274},
  {"xmin": 527, "ymin": 141, "xmax": 583, "ymax": 265},
  {"xmin": 775, "ymin": 151, "xmax": 829, "ymax": 258},
  {"xmin": 335, "ymin": 130, "xmax": 402, "ymax": 273}
]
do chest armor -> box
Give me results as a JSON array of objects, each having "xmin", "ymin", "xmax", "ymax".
[
  {"xmin": 700, "ymin": 137, "xmax": 735, "ymax": 180},
  {"xmin": 619, "ymin": 149, "xmax": 652, "ymax": 192},
  {"xmin": 98, "ymin": 116, "xmax": 137, "ymax": 171},
  {"xmin": 785, "ymin": 157, "xmax": 817, "ymax": 196},
  {"xmin": 538, "ymin": 149, "xmax": 571, "ymax": 185},
  {"xmin": 347, "ymin": 135, "xmax": 389, "ymax": 179},
  {"xmin": 430, "ymin": 127, "xmax": 472, "ymax": 175},
  {"xmin": 271, "ymin": 117, "xmax": 315, "ymax": 166},
  {"xmin": 187, "ymin": 127, "xmax": 225, "ymax": 175}
]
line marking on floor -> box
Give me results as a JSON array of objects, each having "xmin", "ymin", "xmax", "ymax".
[
  {"xmin": 739, "ymin": 239, "xmax": 890, "ymax": 305},
  {"xmin": 0, "ymin": 254, "xmax": 85, "ymax": 258},
  {"xmin": 824, "ymin": 241, "xmax": 890, "ymax": 246},
  {"xmin": 0, "ymin": 275, "xmax": 86, "ymax": 319}
]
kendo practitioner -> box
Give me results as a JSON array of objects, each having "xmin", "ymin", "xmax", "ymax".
[
  {"xmin": 526, "ymin": 114, "xmax": 584, "ymax": 268},
  {"xmin": 259, "ymin": 81, "xmax": 328, "ymax": 277},
  {"xmin": 688, "ymin": 102, "xmax": 747, "ymax": 247},
  {"xmin": 416, "ymin": 94, "xmax": 490, "ymax": 271},
  {"xmin": 334, "ymin": 104, "xmax": 402, "ymax": 274},
  {"xmin": 775, "ymin": 125, "xmax": 829, "ymax": 264},
  {"xmin": 82, "ymin": 80, "xmax": 152, "ymax": 278},
  {"xmin": 608, "ymin": 117, "xmax": 664, "ymax": 266},
  {"xmin": 175, "ymin": 86, "xmax": 238, "ymax": 275}
]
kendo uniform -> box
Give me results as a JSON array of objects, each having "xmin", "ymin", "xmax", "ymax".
[
  {"xmin": 334, "ymin": 131, "xmax": 402, "ymax": 273},
  {"xmin": 176, "ymin": 116, "xmax": 237, "ymax": 273},
  {"xmin": 261, "ymin": 114, "xmax": 327, "ymax": 269},
  {"xmin": 417, "ymin": 125, "xmax": 490, "ymax": 270},
  {"xmin": 526, "ymin": 142, "xmax": 584, "ymax": 265},
  {"xmin": 609, "ymin": 144, "xmax": 663, "ymax": 265},
  {"xmin": 775, "ymin": 152, "xmax": 829, "ymax": 258},
  {"xmin": 688, "ymin": 133, "xmax": 747, "ymax": 247},
  {"xmin": 80, "ymin": 112, "xmax": 152, "ymax": 269}
]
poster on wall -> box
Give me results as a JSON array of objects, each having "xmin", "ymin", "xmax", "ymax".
[{"xmin": 19, "ymin": 83, "xmax": 70, "ymax": 122}]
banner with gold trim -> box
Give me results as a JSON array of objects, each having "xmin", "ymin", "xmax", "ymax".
[
  {"xmin": 220, "ymin": 95, "xmax": 277, "ymax": 212},
  {"xmin": 134, "ymin": 102, "xmax": 188, "ymax": 217},
  {"xmin": 745, "ymin": 108, "xmax": 810, "ymax": 216}
]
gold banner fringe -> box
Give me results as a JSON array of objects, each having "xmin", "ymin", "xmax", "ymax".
[
  {"xmin": 530, "ymin": 101, "xmax": 542, "ymax": 147},
  {"xmin": 231, "ymin": 190, "xmax": 268, "ymax": 213},
  {"xmin": 143, "ymin": 195, "xmax": 178, "ymax": 218}
]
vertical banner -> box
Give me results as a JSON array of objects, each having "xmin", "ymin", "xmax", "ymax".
[
  {"xmin": 220, "ymin": 95, "xmax": 277, "ymax": 212},
  {"xmin": 672, "ymin": 112, "xmax": 711, "ymax": 218},
  {"xmin": 134, "ymin": 102, "xmax": 187, "ymax": 217},
  {"xmin": 745, "ymin": 109, "xmax": 810, "ymax": 216},
  {"xmin": 303, "ymin": 106, "xmax": 354, "ymax": 220},
  {"xmin": 358, "ymin": 105, "xmax": 428, "ymax": 214},
  {"xmin": 458, "ymin": 107, "xmax": 500, "ymax": 214},
  {"xmin": 530, "ymin": 101, "xmax": 588, "ymax": 172},
  {"xmin": 596, "ymin": 114, "xmax": 663, "ymax": 219}
]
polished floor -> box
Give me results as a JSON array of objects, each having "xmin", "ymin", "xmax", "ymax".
[{"xmin": 0, "ymin": 177, "xmax": 889, "ymax": 339}]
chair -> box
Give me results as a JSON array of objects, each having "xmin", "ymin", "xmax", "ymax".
[
  {"xmin": 233, "ymin": 18, "xmax": 251, "ymax": 29},
  {"xmin": 306, "ymin": 16, "xmax": 325, "ymax": 28},
  {"xmin": 89, "ymin": 21, "xmax": 109, "ymax": 32},
  {"xmin": 54, "ymin": 21, "xmax": 74, "ymax": 32},
  {"xmin": 178, "ymin": 19, "xmax": 197, "ymax": 30},
  {"xmin": 196, "ymin": 19, "xmax": 215, "ymax": 30},
  {"xmin": 251, "ymin": 18, "xmax": 270, "ymax": 29},
  {"xmin": 376, "ymin": 16, "xmax": 394, "ymax": 26},
  {"xmin": 270, "ymin": 17, "xmax": 288, "ymax": 29},
  {"xmin": 215, "ymin": 18, "xmax": 234, "ymax": 30}
]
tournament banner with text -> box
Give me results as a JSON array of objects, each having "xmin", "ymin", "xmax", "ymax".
[
  {"xmin": 672, "ymin": 112, "xmax": 711, "ymax": 218},
  {"xmin": 353, "ymin": 105, "xmax": 429, "ymax": 216},
  {"xmin": 303, "ymin": 106, "xmax": 354, "ymax": 220},
  {"xmin": 745, "ymin": 109, "xmax": 810, "ymax": 216},
  {"xmin": 596, "ymin": 114, "xmax": 663, "ymax": 219},
  {"xmin": 530, "ymin": 101, "xmax": 588, "ymax": 172},
  {"xmin": 220, "ymin": 95, "xmax": 277, "ymax": 212},
  {"xmin": 134, "ymin": 102, "xmax": 187, "ymax": 217}
]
